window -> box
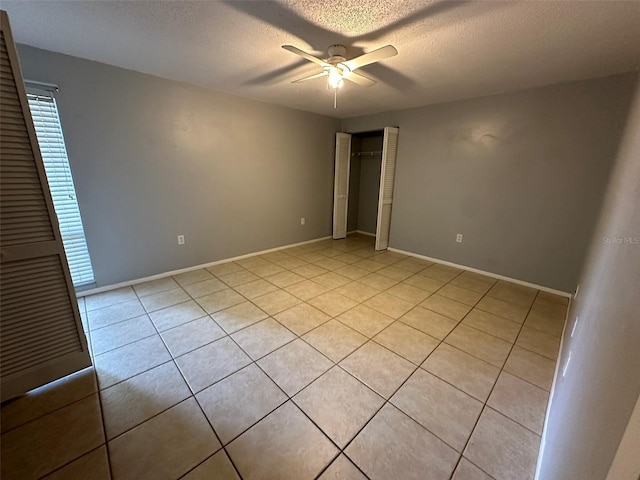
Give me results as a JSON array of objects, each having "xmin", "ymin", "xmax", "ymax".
[{"xmin": 26, "ymin": 85, "xmax": 95, "ymax": 288}]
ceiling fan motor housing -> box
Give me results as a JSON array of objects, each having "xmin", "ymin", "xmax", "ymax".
[
  {"xmin": 327, "ymin": 44, "xmax": 346, "ymax": 57},
  {"xmin": 327, "ymin": 44, "xmax": 347, "ymax": 67}
]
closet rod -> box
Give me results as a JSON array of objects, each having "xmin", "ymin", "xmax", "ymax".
[{"xmin": 352, "ymin": 151, "xmax": 382, "ymax": 157}]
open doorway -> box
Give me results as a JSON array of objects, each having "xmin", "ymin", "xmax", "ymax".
[
  {"xmin": 332, "ymin": 127, "xmax": 399, "ymax": 250},
  {"xmin": 348, "ymin": 130, "xmax": 384, "ymax": 238}
]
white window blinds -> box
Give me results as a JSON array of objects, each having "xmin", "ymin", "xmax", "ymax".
[{"xmin": 26, "ymin": 88, "xmax": 95, "ymax": 288}]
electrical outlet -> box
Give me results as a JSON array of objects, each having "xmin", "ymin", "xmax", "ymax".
[
  {"xmin": 300, "ymin": 217, "xmax": 305, "ymax": 225},
  {"xmin": 456, "ymin": 233, "xmax": 463, "ymax": 243},
  {"xmin": 177, "ymin": 235, "xmax": 185, "ymax": 245}
]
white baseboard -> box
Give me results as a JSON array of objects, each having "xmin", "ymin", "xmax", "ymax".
[
  {"xmin": 388, "ymin": 247, "xmax": 572, "ymax": 298},
  {"xmin": 355, "ymin": 230, "xmax": 376, "ymax": 237},
  {"xmin": 78, "ymin": 236, "xmax": 332, "ymax": 297},
  {"xmin": 535, "ymin": 301, "xmax": 572, "ymax": 479}
]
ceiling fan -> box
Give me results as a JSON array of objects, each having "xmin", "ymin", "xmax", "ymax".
[{"xmin": 282, "ymin": 44, "xmax": 398, "ymax": 106}]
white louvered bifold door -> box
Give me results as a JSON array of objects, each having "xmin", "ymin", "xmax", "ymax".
[
  {"xmin": 332, "ymin": 132, "xmax": 351, "ymax": 239},
  {"xmin": 375, "ymin": 127, "xmax": 399, "ymax": 250},
  {"xmin": 0, "ymin": 11, "xmax": 91, "ymax": 402}
]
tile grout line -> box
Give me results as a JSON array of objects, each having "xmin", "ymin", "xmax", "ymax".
[
  {"xmin": 2, "ymin": 299, "xmax": 95, "ymax": 436},
  {"xmin": 5, "ymin": 309, "xmax": 109, "ymax": 476},
  {"xmin": 82, "ymin": 289, "xmax": 116, "ymax": 478},
  {"xmin": 446, "ymin": 289, "xmax": 543, "ymax": 480},
  {"xmin": 69, "ymin": 236, "xmax": 561, "ymax": 479},
  {"xmin": 89, "ymin": 301, "xmax": 521, "ymax": 454},
  {"xmin": 0, "ymin": 237, "xmax": 367, "ymax": 478},
  {"xmin": 94, "ymin": 287, "xmax": 219, "ymax": 470},
  {"xmin": 0, "ymin": 366, "xmax": 126, "ymax": 437},
  {"xmin": 178, "ymin": 245, "xmax": 384, "ymax": 477},
  {"xmin": 95, "ymin": 381, "xmax": 115, "ymax": 480},
  {"xmin": 439, "ymin": 276, "xmax": 505, "ymax": 480},
  {"xmin": 282, "ymin": 266, "xmax": 475, "ymax": 474},
  {"xmin": 132, "ymin": 285, "xmax": 246, "ymax": 480},
  {"xmin": 428, "ymin": 340, "xmax": 554, "ymax": 396},
  {"xmin": 222, "ymin": 336, "xmax": 346, "ymax": 479},
  {"xmin": 171, "ymin": 248, "xmax": 376, "ymax": 479},
  {"xmin": 30, "ymin": 259, "xmax": 506, "ymax": 469},
  {"xmin": 219, "ymin": 315, "xmax": 383, "ymax": 480},
  {"xmin": 34, "ymin": 444, "xmax": 108, "ymax": 480},
  {"xmin": 98, "ymin": 245, "xmax": 430, "ymax": 466},
  {"xmin": 347, "ymin": 270, "xmax": 544, "ymax": 477},
  {"xmin": 80, "ymin": 236, "xmax": 371, "ymax": 304},
  {"xmin": 318, "ymin": 269, "xmax": 480, "ymax": 470},
  {"xmin": 186, "ymin": 253, "xmax": 373, "ymax": 478}
]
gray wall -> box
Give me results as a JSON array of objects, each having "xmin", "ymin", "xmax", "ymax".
[
  {"xmin": 357, "ymin": 135, "xmax": 383, "ymax": 234},
  {"xmin": 537, "ymin": 77, "xmax": 640, "ymax": 479},
  {"xmin": 17, "ymin": 45, "xmax": 341, "ymax": 287},
  {"xmin": 357, "ymin": 157, "xmax": 381, "ymax": 234},
  {"xmin": 342, "ymin": 73, "xmax": 637, "ymax": 292}
]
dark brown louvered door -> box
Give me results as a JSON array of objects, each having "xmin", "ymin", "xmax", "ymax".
[{"xmin": 0, "ymin": 10, "xmax": 91, "ymax": 402}]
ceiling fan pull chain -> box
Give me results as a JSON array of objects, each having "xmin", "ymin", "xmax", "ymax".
[{"xmin": 334, "ymin": 88, "xmax": 337, "ymax": 109}]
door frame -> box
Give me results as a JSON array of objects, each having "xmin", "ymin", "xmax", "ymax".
[
  {"xmin": 332, "ymin": 132, "xmax": 352, "ymax": 239},
  {"xmin": 333, "ymin": 127, "xmax": 399, "ymax": 248}
]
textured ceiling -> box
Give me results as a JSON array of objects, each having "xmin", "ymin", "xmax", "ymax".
[{"xmin": 3, "ymin": 0, "xmax": 640, "ymax": 119}]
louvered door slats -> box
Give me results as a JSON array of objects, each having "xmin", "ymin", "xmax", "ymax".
[
  {"xmin": 0, "ymin": 256, "xmax": 82, "ymax": 377},
  {"xmin": 375, "ymin": 127, "xmax": 399, "ymax": 250},
  {"xmin": 0, "ymin": 31, "xmax": 54, "ymax": 247},
  {"xmin": 0, "ymin": 11, "xmax": 90, "ymax": 402}
]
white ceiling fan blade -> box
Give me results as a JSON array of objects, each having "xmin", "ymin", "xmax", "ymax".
[
  {"xmin": 344, "ymin": 71, "xmax": 376, "ymax": 87},
  {"xmin": 282, "ymin": 45, "xmax": 331, "ymax": 68},
  {"xmin": 292, "ymin": 71, "xmax": 328, "ymax": 83},
  {"xmin": 343, "ymin": 45, "xmax": 398, "ymax": 71}
]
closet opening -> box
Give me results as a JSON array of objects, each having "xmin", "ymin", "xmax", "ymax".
[
  {"xmin": 332, "ymin": 127, "xmax": 399, "ymax": 250},
  {"xmin": 348, "ymin": 130, "xmax": 384, "ymax": 239}
]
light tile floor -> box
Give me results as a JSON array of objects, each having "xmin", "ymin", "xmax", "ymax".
[{"xmin": 0, "ymin": 234, "xmax": 569, "ymax": 480}]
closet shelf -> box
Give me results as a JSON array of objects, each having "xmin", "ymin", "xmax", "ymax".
[{"xmin": 353, "ymin": 151, "xmax": 382, "ymax": 157}]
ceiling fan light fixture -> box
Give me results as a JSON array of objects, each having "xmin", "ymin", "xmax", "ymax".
[
  {"xmin": 327, "ymin": 67, "xmax": 344, "ymax": 89},
  {"xmin": 283, "ymin": 43, "xmax": 397, "ymax": 105}
]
